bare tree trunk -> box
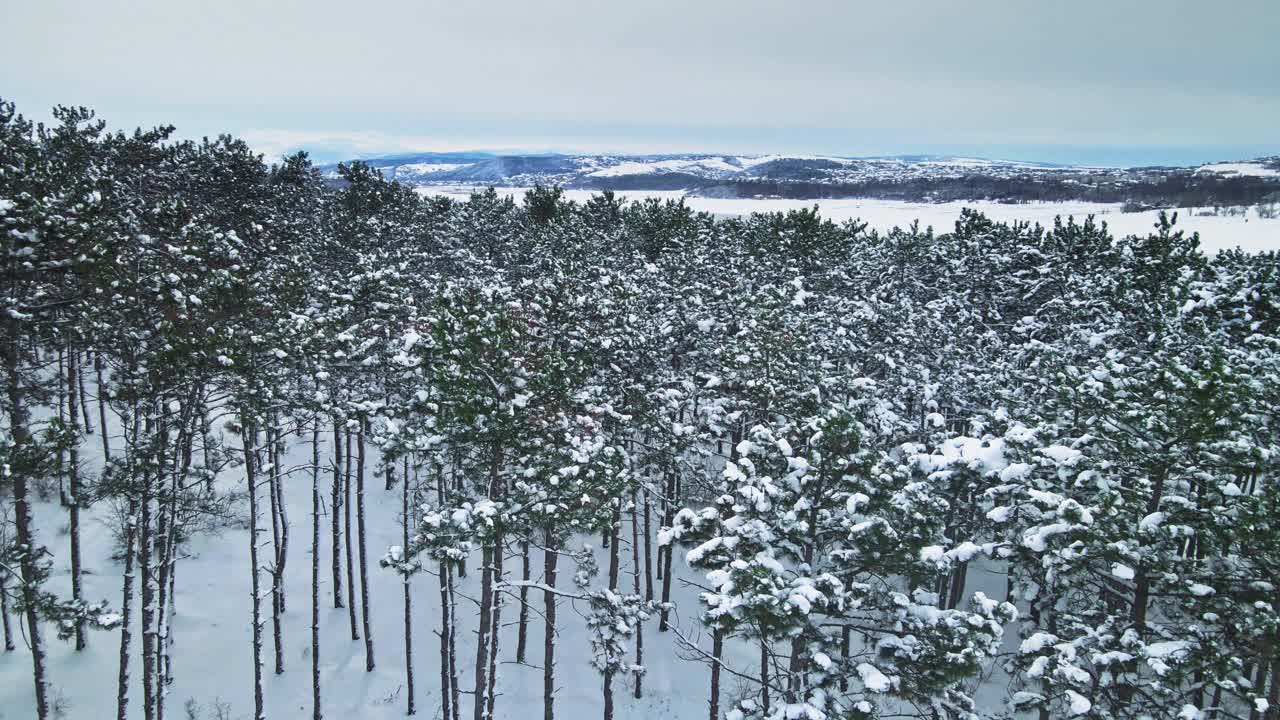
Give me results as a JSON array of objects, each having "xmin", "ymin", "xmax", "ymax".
[
  {"xmin": 331, "ymin": 421, "xmax": 343, "ymax": 610},
  {"xmin": 357, "ymin": 421, "xmax": 375, "ymax": 671},
  {"xmin": 244, "ymin": 426, "xmax": 266, "ymax": 720},
  {"xmin": 273, "ymin": 425, "xmax": 289, "ymax": 614},
  {"xmin": 436, "ymin": 461, "xmax": 455, "ymax": 720},
  {"xmin": 95, "ymin": 352, "xmax": 111, "ymax": 463},
  {"xmin": 448, "ymin": 560, "xmax": 461, "ymax": 720},
  {"xmin": 77, "ymin": 350, "xmax": 93, "ymax": 433},
  {"xmin": 658, "ymin": 463, "xmax": 677, "ymax": 632},
  {"xmin": 643, "ymin": 487, "xmax": 654, "ymax": 602},
  {"xmin": 486, "ymin": 534, "xmax": 503, "ymax": 720},
  {"xmin": 117, "ymin": 500, "xmax": 138, "ymax": 720},
  {"xmin": 607, "ymin": 499, "xmax": 621, "ymax": 591},
  {"xmin": 267, "ymin": 424, "xmax": 285, "ymax": 674},
  {"xmin": 311, "ymin": 425, "xmax": 323, "ymax": 720},
  {"xmin": 602, "ymin": 505, "xmax": 621, "ymax": 720},
  {"xmin": 760, "ymin": 640, "xmax": 770, "ymax": 715},
  {"xmin": 0, "ymin": 563, "xmax": 13, "ymax": 651},
  {"xmin": 66, "ymin": 350, "xmax": 87, "ymax": 650},
  {"xmin": 403, "ymin": 455, "xmax": 416, "ymax": 715},
  {"xmin": 631, "ymin": 489, "xmax": 644, "ymax": 699},
  {"xmin": 709, "ymin": 628, "xmax": 724, "ymax": 720},
  {"xmin": 474, "ymin": 542, "xmax": 496, "ymax": 720},
  {"xmin": 140, "ymin": 409, "xmax": 158, "ymax": 720},
  {"xmin": 516, "ymin": 538, "xmax": 530, "ymax": 664},
  {"xmin": 840, "ymin": 626, "xmax": 851, "ymax": 692},
  {"xmin": 344, "ymin": 426, "xmax": 359, "ymax": 640},
  {"xmin": 603, "ymin": 671, "xmax": 614, "ymax": 720},
  {"xmin": 543, "ymin": 531, "xmax": 559, "ymax": 720}
]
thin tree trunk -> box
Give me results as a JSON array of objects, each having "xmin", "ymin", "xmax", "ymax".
[
  {"xmin": 543, "ymin": 531, "xmax": 559, "ymax": 720},
  {"xmin": 95, "ymin": 351, "xmax": 112, "ymax": 462},
  {"xmin": 344, "ymin": 427, "xmax": 359, "ymax": 640},
  {"xmin": 357, "ymin": 421, "xmax": 375, "ymax": 671},
  {"xmin": 658, "ymin": 463, "xmax": 677, "ymax": 632},
  {"xmin": 709, "ymin": 628, "xmax": 724, "ymax": 720},
  {"xmin": 0, "ymin": 564, "xmax": 13, "ymax": 651},
  {"xmin": 603, "ymin": 670, "xmax": 614, "ymax": 720},
  {"xmin": 486, "ymin": 534, "xmax": 503, "ymax": 720},
  {"xmin": 403, "ymin": 455, "xmax": 416, "ymax": 715},
  {"xmin": 244, "ymin": 426, "xmax": 267, "ymax": 720},
  {"xmin": 268, "ymin": 424, "xmax": 285, "ymax": 674},
  {"xmin": 643, "ymin": 487, "xmax": 654, "ymax": 602},
  {"xmin": 760, "ymin": 640, "xmax": 770, "ymax": 715},
  {"xmin": 273, "ymin": 425, "xmax": 289, "ymax": 614},
  {"xmin": 77, "ymin": 350, "xmax": 93, "ymax": 433},
  {"xmin": 474, "ymin": 542, "xmax": 496, "ymax": 720},
  {"xmin": 436, "ymin": 461, "xmax": 454, "ymax": 720},
  {"xmin": 117, "ymin": 500, "xmax": 138, "ymax": 720},
  {"xmin": 331, "ymin": 421, "xmax": 344, "ymax": 609},
  {"xmin": 516, "ymin": 539, "xmax": 530, "ymax": 664},
  {"xmin": 67, "ymin": 350, "xmax": 87, "ymax": 650},
  {"xmin": 311, "ymin": 425, "xmax": 323, "ymax": 720},
  {"xmin": 448, "ymin": 561, "xmax": 461, "ymax": 720},
  {"xmin": 840, "ymin": 626, "xmax": 851, "ymax": 692},
  {"xmin": 607, "ymin": 498, "xmax": 621, "ymax": 590},
  {"xmin": 140, "ymin": 408, "xmax": 158, "ymax": 720},
  {"xmin": 631, "ymin": 489, "xmax": 644, "ymax": 699}
]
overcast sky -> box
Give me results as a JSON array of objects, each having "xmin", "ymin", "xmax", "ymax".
[{"xmin": 3, "ymin": 0, "xmax": 1278, "ymax": 165}]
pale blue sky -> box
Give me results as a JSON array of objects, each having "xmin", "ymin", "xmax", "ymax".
[{"xmin": 2, "ymin": 0, "xmax": 1277, "ymax": 166}]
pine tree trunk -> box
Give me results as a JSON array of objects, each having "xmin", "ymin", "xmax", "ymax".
[
  {"xmin": 631, "ymin": 489, "xmax": 644, "ymax": 699},
  {"xmin": 448, "ymin": 560, "xmax": 461, "ymax": 720},
  {"xmin": 474, "ymin": 542, "xmax": 495, "ymax": 720},
  {"xmin": 152, "ymin": 427, "xmax": 171, "ymax": 720},
  {"xmin": 436, "ymin": 461, "xmax": 454, "ymax": 720},
  {"xmin": 140, "ymin": 410, "xmax": 158, "ymax": 720},
  {"xmin": 66, "ymin": 350, "xmax": 87, "ymax": 650},
  {"xmin": 344, "ymin": 427, "xmax": 359, "ymax": 640},
  {"xmin": 268, "ymin": 424, "xmax": 285, "ymax": 674},
  {"xmin": 543, "ymin": 531, "xmax": 558, "ymax": 720},
  {"xmin": 486, "ymin": 534, "xmax": 503, "ymax": 720},
  {"xmin": 0, "ymin": 561, "xmax": 13, "ymax": 652},
  {"xmin": 658, "ymin": 463, "xmax": 677, "ymax": 632},
  {"xmin": 643, "ymin": 487, "xmax": 654, "ymax": 602},
  {"xmin": 516, "ymin": 539, "xmax": 530, "ymax": 664},
  {"xmin": 77, "ymin": 350, "xmax": 93, "ymax": 433},
  {"xmin": 603, "ymin": 670, "xmax": 614, "ymax": 720},
  {"xmin": 760, "ymin": 640, "xmax": 770, "ymax": 714},
  {"xmin": 607, "ymin": 498, "xmax": 621, "ymax": 590},
  {"xmin": 403, "ymin": 455, "xmax": 416, "ymax": 715},
  {"xmin": 311, "ymin": 425, "xmax": 323, "ymax": 720},
  {"xmin": 357, "ymin": 421, "xmax": 375, "ymax": 671},
  {"xmin": 331, "ymin": 421, "xmax": 344, "ymax": 610},
  {"xmin": 709, "ymin": 628, "xmax": 724, "ymax": 720},
  {"xmin": 273, "ymin": 425, "xmax": 289, "ymax": 614},
  {"xmin": 117, "ymin": 500, "xmax": 138, "ymax": 720},
  {"xmin": 438, "ymin": 559, "xmax": 453, "ymax": 720},
  {"xmin": 95, "ymin": 351, "xmax": 112, "ymax": 462},
  {"xmin": 244, "ymin": 426, "xmax": 267, "ymax": 720},
  {"xmin": 839, "ymin": 627, "xmax": 851, "ymax": 692}
]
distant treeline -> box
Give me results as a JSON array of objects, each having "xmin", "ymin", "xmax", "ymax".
[{"xmin": 588, "ymin": 170, "xmax": 1280, "ymax": 208}]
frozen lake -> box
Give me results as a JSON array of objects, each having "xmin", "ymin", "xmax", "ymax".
[{"xmin": 418, "ymin": 187, "xmax": 1280, "ymax": 255}]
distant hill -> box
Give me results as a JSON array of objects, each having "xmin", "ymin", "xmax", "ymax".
[{"xmin": 319, "ymin": 152, "xmax": 1280, "ymax": 207}]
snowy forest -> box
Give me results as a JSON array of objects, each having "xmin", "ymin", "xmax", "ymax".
[{"xmin": 3, "ymin": 102, "xmax": 1280, "ymax": 720}]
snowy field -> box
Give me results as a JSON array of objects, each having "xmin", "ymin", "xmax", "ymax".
[{"xmin": 418, "ymin": 187, "xmax": 1280, "ymax": 255}]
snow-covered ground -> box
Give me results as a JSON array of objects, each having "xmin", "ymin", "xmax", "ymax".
[{"xmin": 416, "ymin": 188, "xmax": 1280, "ymax": 255}]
